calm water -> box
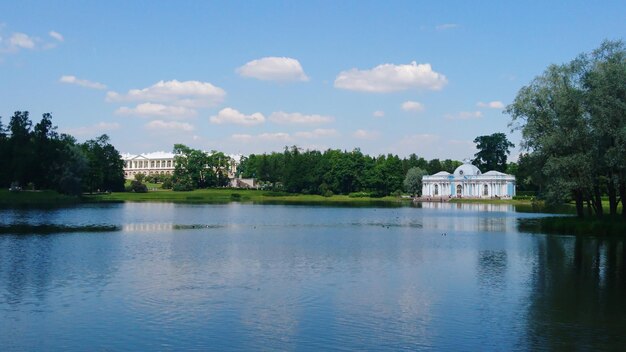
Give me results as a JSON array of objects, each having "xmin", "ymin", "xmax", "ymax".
[{"xmin": 1, "ymin": 202, "xmax": 625, "ymax": 351}]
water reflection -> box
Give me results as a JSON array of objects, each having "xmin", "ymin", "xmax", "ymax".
[
  {"xmin": 524, "ymin": 236, "xmax": 626, "ymax": 349},
  {"xmin": 0, "ymin": 203, "xmax": 625, "ymax": 350},
  {"xmin": 420, "ymin": 201, "xmax": 516, "ymax": 213}
]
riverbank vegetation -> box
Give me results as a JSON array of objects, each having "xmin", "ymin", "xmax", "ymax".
[
  {"xmin": 0, "ymin": 111, "xmax": 125, "ymax": 195},
  {"xmin": 0, "ymin": 189, "xmax": 81, "ymax": 206},
  {"xmin": 507, "ymin": 40, "xmax": 626, "ymax": 219},
  {"xmin": 84, "ymin": 188, "xmax": 407, "ymax": 205}
]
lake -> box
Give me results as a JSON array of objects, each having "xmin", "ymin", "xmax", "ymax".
[{"xmin": 1, "ymin": 202, "xmax": 625, "ymax": 351}]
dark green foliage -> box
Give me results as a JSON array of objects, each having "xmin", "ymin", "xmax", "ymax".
[
  {"xmin": 172, "ymin": 144, "xmax": 231, "ymax": 190},
  {"xmin": 0, "ymin": 112, "xmax": 124, "ymax": 196},
  {"xmin": 129, "ymin": 180, "xmax": 148, "ymax": 193},
  {"xmin": 508, "ymin": 40, "xmax": 626, "ymax": 218},
  {"xmin": 238, "ymin": 147, "xmax": 457, "ymax": 197},
  {"xmin": 172, "ymin": 175, "xmax": 195, "ymax": 191},
  {"xmin": 80, "ymin": 134, "xmax": 125, "ymax": 193},
  {"xmin": 472, "ymin": 133, "xmax": 515, "ymax": 172}
]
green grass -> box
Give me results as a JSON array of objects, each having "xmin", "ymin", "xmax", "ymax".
[
  {"xmin": 0, "ymin": 189, "xmax": 81, "ymax": 206},
  {"xmin": 85, "ymin": 188, "xmax": 407, "ymax": 205}
]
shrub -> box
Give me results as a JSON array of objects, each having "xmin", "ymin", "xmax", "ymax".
[
  {"xmin": 161, "ymin": 177, "xmax": 173, "ymax": 189},
  {"xmin": 348, "ymin": 192, "xmax": 370, "ymax": 198},
  {"xmin": 230, "ymin": 193, "xmax": 242, "ymax": 200},
  {"xmin": 322, "ymin": 190, "xmax": 334, "ymax": 197},
  {"xmin": 172, "ymin": 178, "xmax": 194, "ymax": 191},
  {"xmin": 130, "ymin": 180, "xmax": 148, "ymax": 193},
  {"xmin": 369, "ymin": 190, "xmax": 386, "ymax": 198},
  {"xmin": 134, "ymin": 173, "xmax": 146, "ymax": 183}
]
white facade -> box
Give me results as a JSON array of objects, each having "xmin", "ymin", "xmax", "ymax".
[
  {"xmin": 122, "ymin": 152, "xmax": 176, "ymax": 179},
  {"xmin": 121, "ymin": 151, "xmax": 242, "ymax": 180},
  {"xmin": 421, "ymin": 161, "xmax": 516, "ymax": 198}
]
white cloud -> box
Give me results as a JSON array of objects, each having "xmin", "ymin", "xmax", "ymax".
[
  {"xmin": 230, "ymin": 132, "xmax": 293, "ymax": 143},
  {"xmin": 445, "ymin": 111, "xmax": 483, "ymax": 120},
  {"xmin": 237, "ymin": 57, "xmax": 309, "ymax": 82},
  {"xmin": 9, "ymin": 33, "xmax": 35, "ymax": 49},
  {"xmin": 106, "ymin": 80, "xmax": 226, "ymax": 108},
  {"xmin": 145, "ymin": 119, "xmax": 194, "ymax": 132},
  {"xmin": 435, "ymin": 23, "xmax": 459, "ymax": 31},
  {"xmin": 231, "ymin": 133, "xmax": 254, "ymax": 142},
  {"xmin": 391, "ymin": 133, "xmax": 441, "ymax": 156},
  {"xmin": 389, "ymin": 134, "xmax": 477, "ymax": 159},
  {"xmin": 476, "ymin": 101, "xmax": 505, "ymax": 109},
  {"xmin": 269, "ymin": 111, "xmax": 333, "ymax": 124},
  {"xmin": 210, "ymin": 107, "xmax": 265, "ymax": 125},
  {"xmin": 294, "ymin": 128, "xmax": 339, "ymax": 139},
  {"xmin": 59, "ymin": 75, "xmax": 107, "ymax": 90},
  {"xmin": 49, "ymin": 31, "xmax": 64, "ymax": 42},
  {"xmin": 1, "ymin": 28, "xmax": 63, "ymax": 54},
  {"xmin": 115, "ymin": 103, "xmax": 197, "ymax": 118},
  {"xmin": 353, "ymin": 129, "xmax": 379, "ymax": 140},
  {"xmin": 373, "ymin": 110, "xmax": 385, "ymax": 118},
  {"xmin": 63, "ymin": 122, "xmax": 120, "ymax": 137},
  {"xmin": 334, "ymin": 61, "xmax": 447, "ymax": 93},
  {"xmin": 258, "ymin": 132, "xmax": 292, "ymax": 141},
  {"xmin": 401, "ymin": 101, "xmax": 425, "ymax": 112}
]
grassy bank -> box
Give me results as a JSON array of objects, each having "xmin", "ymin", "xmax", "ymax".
[
  {"xmin": 0, "ymin": 190, "xmax": 81, "ymax": 206},
  {"xmin": 84, "ymin": 188, "xmax": 407, "ymax": 205}
]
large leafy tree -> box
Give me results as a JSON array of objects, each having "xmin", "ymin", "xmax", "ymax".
[
  {"xmin": 403, "ymin": 167, "xmax": 428, "ymax": 196},
  {"xmin": 0, "ymin": 116, "xmax": 8, "ymax": 186},
  {"xmin": 7, "ymin": 111, "xmax": 34, "ymax": 186},
  {"xmin": 81, "ymin": 134, "xmax": 125, "ymax": 193},
  {"xmin": 472, "ymin": 133, "xmax": 515, "ymax": 173},
  {"xmin": 507, "ymin": 60, "xmax": 598, "ymax": 217},
  {"xmin": 583, "ymin": 40, "xmax": 626, "ymax": 216},
  {"xmin": 508, "ymin": 40, "xmax": 626, "ymax": 218}
]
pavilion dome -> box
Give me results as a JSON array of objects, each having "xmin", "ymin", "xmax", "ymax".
[{"xmin": 453, "ymin": 162, "xmax": 481, "ymax": 177}]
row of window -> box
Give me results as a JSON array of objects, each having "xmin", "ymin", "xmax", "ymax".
[
  {"xmin": 432, "ymin": 184, "xmax": 492, "ymax": 196},
  {"xmin": 124, "ymin": 160, "xmax": 173, "ymax": 169},
  {"xmin": 125, "ymin": 170, "xmax": 172, "ymax": 177}
]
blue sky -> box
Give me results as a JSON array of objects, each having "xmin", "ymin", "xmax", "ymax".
[{"xmin": 1, "ymin": 1, "xmax": 625, "ymax": 159}]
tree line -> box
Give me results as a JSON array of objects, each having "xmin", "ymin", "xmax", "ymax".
[
  {"xmin": 236, "ymin": 147, "xmax": 464, "ymax": 196},
  {"xmin": 170, "ymin": 144, "xmax": 232, "ymax": 191},
  {"xmin": 507, "ymin": 40, "xmax": 626, "ymax": 218},
  {"xmin": 0, "ymin": 111, "xmax": 125, "ymax": 195}
]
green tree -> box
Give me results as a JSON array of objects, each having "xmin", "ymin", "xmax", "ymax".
[
  {"xmin": 426, "ymin": 159, "xmax": 443, "ymax": 175},
  {"xmin": 472, "ymin": 133, "xmax": 515, "ymax": 172},
  {"xmin": 583, "ymin": 40, "xmax": 626, "ymax": 217},
  {"xmin": 7, "ymin": 111, "xmax": 34, "ymax": 186},
  {"xmin": 54, "ymin": 137, "xmax": 87, "ymax": 195},
  {"xmin": 0, "ymin": 116, "xmax": 8, "ymax": 186},
  {"xmin": 403, "ymin": 167, "xmax": 427, "ymax": 196},
  {"xmin": 507, "ymin": 61, "xmax": 594, "ymax": 217},
  {"xmin": 32, "ymin": 113, "xmax": 59, "ymax": 189},
  {"xmin": 81, "ymin": 134, "xmax": 125, "ymax": 193}
]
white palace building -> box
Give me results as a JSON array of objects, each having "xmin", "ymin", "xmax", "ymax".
[
  {"xmin": 421, "ymin": 160, "xmax": 516, "ymax": 199},
  {"xmin": 121, "ymin": 152, "xmax": 256, "ymax": 188},
  {"xmin": 122, "ymin": 152, "xmax": 177, "ymax": 178}
]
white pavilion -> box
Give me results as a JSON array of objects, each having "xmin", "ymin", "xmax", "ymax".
[{"xmin": 421, "ymin": 160, "xmax": 516, "ymax": 198}]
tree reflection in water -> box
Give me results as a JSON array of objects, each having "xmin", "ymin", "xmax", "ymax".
[{"xmin": 525, "ymin": 235, "xmax": 626, "ymax": 349}]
